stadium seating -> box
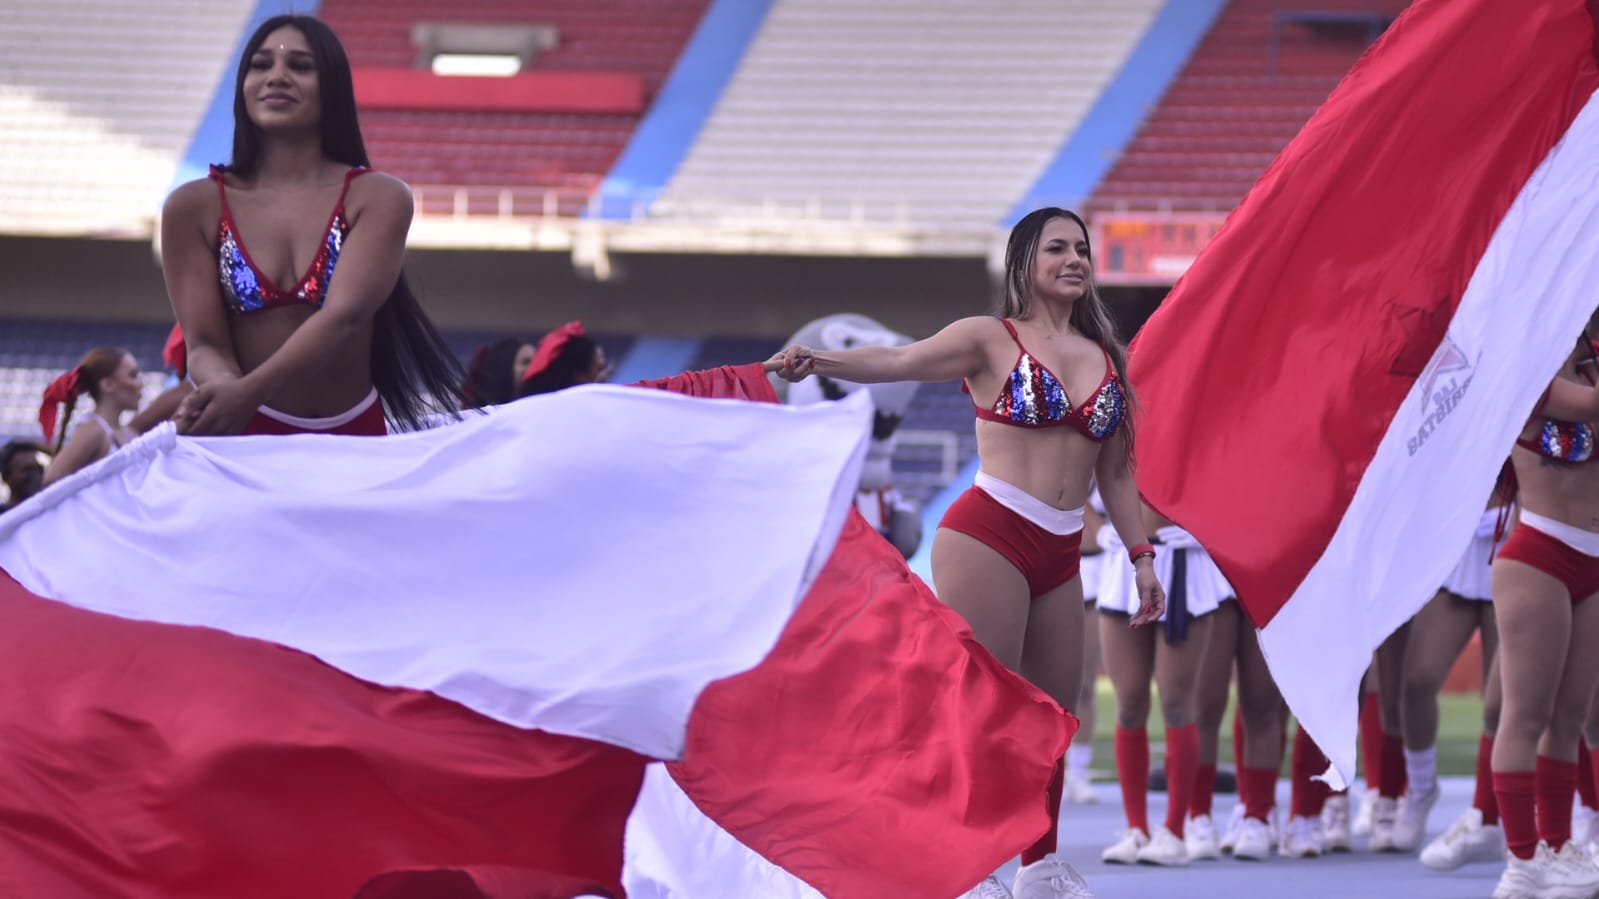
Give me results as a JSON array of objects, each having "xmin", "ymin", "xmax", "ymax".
[
  {"xmin": 320, "ymin": 0, "xmax": 711, "ymax": 214},
  {"xmin": 1088, "ymin": 0, "xmax": 1411, "ymax": 214},
  {"xmin": 0, "ymin": 0, "xmax": 255, "ymax": 236},
  {"xmin": 650, "ymin": 0, "xmax": 1166, "ymax": 232}
]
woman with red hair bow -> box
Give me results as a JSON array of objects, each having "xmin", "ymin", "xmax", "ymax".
[
  {"xmin": 39, "ymin": 347, "xmax": 144, "ymax": 485},
  {"xmin": 518, "ymin": 322, "xmax": 611, "ymax": 398}
]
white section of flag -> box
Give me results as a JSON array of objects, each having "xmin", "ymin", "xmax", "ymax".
[
  {"xmin": 1260, "ymin": 86, "xmax": 1599, "ymax": 785},
  {"xmin": 623, "ymin": 764, "xmax": 826, "ymax": 899},
  {"xmin": 0, "ymin": 385, "xmax": 870, "ymax": 760}
]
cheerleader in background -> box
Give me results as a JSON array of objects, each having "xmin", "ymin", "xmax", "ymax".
[
  {"xmin": 1097, "ymin": 506, "xmax": 1225, "ymax": 866},
  {"xmin": 39, "ymin": 347, "xmax": 144, "ymax": 485},
  {"xmin": 1190, "ymin": 577, "xmax": 1286, "ymax": 861},
  {"xmin": 1405, "ymin": 490, "xmax": 1509, "ymax": 866}
]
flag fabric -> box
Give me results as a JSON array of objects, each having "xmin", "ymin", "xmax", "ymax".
[
  {"xmin": 1127, "ymin": 0, "xmax": 1599, "ymax": 784},
  {"xmin": 0, "ymin": 365, "xmax": 1071, "ymax": 897},
  {"xmin": 626, "ymin": 514, "xmax": 1074, "ymax": 899}
]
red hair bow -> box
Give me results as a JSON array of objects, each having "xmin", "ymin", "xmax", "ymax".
[
  {"xmin": 163, "ymin": 323, "xmax": 188, "ymax": 380},
  {"xmin": 523, "ymin": 321, "xmax": 586, "ymax": 382},
  {"xmin": 38, "ymin": 366, "xmax": 84, "ymax": 441}
]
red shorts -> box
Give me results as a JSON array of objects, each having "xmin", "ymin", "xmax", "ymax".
[
  {"xmin": 938, "ymin": 485, "xmax": 1082, "ymax": 598},
  {"xmin": 241, "ymin": 391, "xmax": 387, "ymax": 436},
  {"xmin": 1496, "ymin": 522, "xmax": 1599, "ymax": 604}
]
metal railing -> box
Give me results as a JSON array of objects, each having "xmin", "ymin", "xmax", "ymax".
[
  {"xmin": 892, "ymin": 428, "xmax": 966, "ymax": 488},
  {"xmin": 411, "ymin": 184, "xmax": 937, "ymax": 230}
]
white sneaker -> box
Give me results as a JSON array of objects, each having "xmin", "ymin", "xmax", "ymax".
[
  {"xmin": 1185, "ymin": 814, "xmax": 1221, "ymax": 861},
  {"xmin": 1232, "ymin": 817, "xmax": 1274, "ymax": 861},
  {"xmin": 1135, "ymin": 826, "xmax": 1191, "ymax": 867},
  {"xmin": 1279, "ymin": 815, "xmax": 1324, "ymax": 858},
  {"xmin": 1492, "ymin": 840, "xmax": 1599, "ymax": 899},
  {"xmin": 1218, "ymin": 804, "xmax": 1245, "ymax": 854},
  {"xmin": 1101, "ymin": 828, "xmax": 1149, "ymax": 865},
  {"xmin": 1391, "ymin": 784, "xmax": 1439, "ymax": 852},
  {"xmin": 1012, "ymin": 853, "xmax": 1096, "ymax": 899},
  {"xmin": 1352, "ymin": 786, "xmax": 1378, "ymax": 837},
  {"xmin": 1368, "ymin": 795, "xmax": 1400, "ymax": 852},
  {"xmin": 1320, "ymin": 794, "xmax": 1353, "ymax": 852},
  {"xmin": 1420, "ymin": 808, "xmax": 1506, "ymax": 871},
  {"xmin": 960, "ymin": 874, "xmax": 1013, "ymax": 899},
  {"xmin": 1573, "ymin": 803, "xmax": 1599, "ymax": 848},
  {"xmin": 1064, "ymin": 774, "xmax": 1099, "ymax": 805}
]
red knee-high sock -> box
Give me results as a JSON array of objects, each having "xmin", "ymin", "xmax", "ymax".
[
  {"xmin": 1578, "ymin": 740, "xmax": 1598, "ymax": 811},
  {"xmin": 1473, "ymin": 734, "xmax": 1499, "ymax": 826},
  {"xmin": 1590, "ymin": 745, "xmax": 1599, "ymax": 820},
  {"xmin": 1192, "ymin": 763, "xmax": 1218, "ymax": 819},
  {"xmin": 1165, "ymin": 723, "xmax": 1199, "ymax": 838},
  {"xmin": 1379, "ymin": 733, "xmax": 1407, "ymax": 799},
  {"xmin": 1537, "ymin": 755, "xmax": 1577, "ymax": 851},
  {"xmin": 1115, "ymin": 726, "xmax": 1151, "ymax": 835},
  {"xmin": 1022, "ymin": 757, "xmax": 1065, "ymax": 865},
  {"xmin": 1360, "ymin": 692, "xmax": 1383, "ymax": 791},
  {"xmin": 1236, "ymin": 751, "xmax": 1257, "ymax": 813},
  {"xmin": 1291, "ymin": 724, "xmax": 1333, "ymax": 818},
  {"xmin": 1241, "ymin": 767, "xmax": 1278, "ymax": 822},
  {"xmin": 1495, "ymin": 770, "xmax": 1538, "ymax": 860}
]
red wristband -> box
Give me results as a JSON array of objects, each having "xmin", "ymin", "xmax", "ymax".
[{"xmin": 1128, "ymin": 542, "xmax": 1156, "ymax": 563}]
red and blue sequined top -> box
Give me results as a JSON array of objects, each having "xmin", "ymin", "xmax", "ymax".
[
  {"xmin": 1520, "ymin": 349, "xmax": 1599, "ymax": 464},
  {"xmin": 1518, "ymin": 419, "xmax": 1597, "ymax": 464},
  {"xmin": 965, "ymin": 318, "xmax": 1126, "ymax": 441},
  {"xmin": 210, "ymin": 164, "xmax": 369, "ymax": 314}
]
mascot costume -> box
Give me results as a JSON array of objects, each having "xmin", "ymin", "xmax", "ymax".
[{"xmin": 771, "ymin": 314, "xmax": 924, "ymax": 558}]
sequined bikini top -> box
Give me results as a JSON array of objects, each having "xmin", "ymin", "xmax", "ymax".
[
  {"xmin": 965, "ymin": 318, "xmax": 1126, "ymax": 441},
  {"xmin": 210, "ymin": 164, "xmax": 369, "ymax": 314},
  {"xmin": 1518, "ymin": 418, "xmax": 1598, "ymax": 464}
]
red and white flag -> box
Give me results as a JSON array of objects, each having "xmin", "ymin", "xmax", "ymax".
[
  {"xmin": 0, "ymin": 367, "xmax": 1070, "ymax": 898},
  {"xmin": 1128, "ymin": 0, "xmax": 1599, "ymax": 785}
]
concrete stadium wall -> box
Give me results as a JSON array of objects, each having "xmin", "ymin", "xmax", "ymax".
[{"xmin": 0, "ymin": 236, "xmax": 993, "ymax": 339}]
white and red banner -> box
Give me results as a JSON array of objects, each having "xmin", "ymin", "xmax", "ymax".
[
  {"xmin": 1128, "ymin": 0, "xmax": 1599, "ymax": 784},
  {"xmin": 0, "ymin": 366, "xmax": 1071, "ymax": 898}
]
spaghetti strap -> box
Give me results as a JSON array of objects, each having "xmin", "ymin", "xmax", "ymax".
[
  {"xmin": 88, "ymin": 413, "xmax": 122, "ymax": 448},
  {"xmin": 338, "ymin": 166, "xmax": 371, "ymax": 205},
  {"xmin": 208, "ymin": 165, "xmax": 235, "ymax": 224},
  {"xmin": 996, "ymin": 318, "xmax": 1024, "ymax": 348}
]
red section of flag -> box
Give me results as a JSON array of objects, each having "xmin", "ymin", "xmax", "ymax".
[
  {"xmin": 632, "ymin": 363, "xmax": 779, "ymax": 402},
  {"xmin": 670, "ymin": 514, "xmax": 1075, "ymax": 898},
  {"xmin": 1127, "ymin": 0, "xmax": 1599, "ymax": 626},
  {"xmin": 0, "ymin": 571, "xmax": 644, "ymax": 899}
]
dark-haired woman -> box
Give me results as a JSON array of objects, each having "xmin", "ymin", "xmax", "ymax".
[
  {"xmin": 462, "ymin": 337, "xmax": 534, "ymax": 408},
  {"xmin": 39, "ymin": 347, "xmax": 143, "ymax": 485},
  {"xmin": 772, "ymin": 208, "xmax": 1164, "ymax": 899},
  {"xmin": 160, "ymin": 15, "xmax": 462, "ymax": 436},
  {"xmin": 518, "ymin": 321, "xmax": 610, "ymax": 398},
  {"xmin": 1095, "ymin": 505, "xmax": 1222, "ymax": 866}
]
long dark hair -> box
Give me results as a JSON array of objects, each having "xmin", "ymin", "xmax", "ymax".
[
  {"xmin": 518, "ymin": 336, "xmax": 601, "ymax": 398},
  {"xmin": 1002, "ymin": 207, "xmax": 1137, "ymax": 450},
  {"xmin": 462, "ymin": 337, "xmax": 530, "ymax": 408},
  {"xmin": 228, "ymin": 15, "xmax": 464, "ymax": 430}
]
